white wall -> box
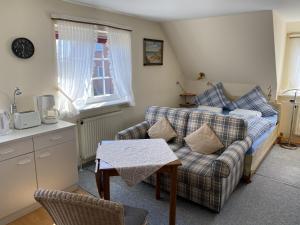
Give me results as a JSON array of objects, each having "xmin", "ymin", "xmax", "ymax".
[
  {"xmin": 0, "ymin": 0, "xmax": 184, "ymax": 127},
  {"xmin": 162, "ymin": 11, "xmax": 277, "ymax": 98}
]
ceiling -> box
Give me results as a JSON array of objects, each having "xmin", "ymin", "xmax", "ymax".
[{"xmin": 65, "ymin": 0, "xmax": 300, "ymax": 21}]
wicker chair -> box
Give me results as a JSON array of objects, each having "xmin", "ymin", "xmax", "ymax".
[{"xmin": 34, "ymin": 189, "xmax": 148, "ymax": 225}]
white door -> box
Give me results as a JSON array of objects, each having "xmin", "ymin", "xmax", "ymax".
[
  {"xmin": 35, "ymin": 141, "xmax": 78, "ymax": 190},
  {"xmin": 0, "ymin": 153, "xmax": 37, "ymax": 219}
]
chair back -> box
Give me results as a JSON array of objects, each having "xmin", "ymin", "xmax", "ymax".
[{"xmin": 34, "ymin": 189, "xmax": 124, "ymax": 225}]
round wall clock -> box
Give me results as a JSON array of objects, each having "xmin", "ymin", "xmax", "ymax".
[{"xmin": 11, "ymin": 38, "xmax": 35, "ymax": 59}]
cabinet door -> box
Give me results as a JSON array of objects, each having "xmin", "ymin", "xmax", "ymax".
[
  {"xmin": 0, "ymin": 153, "xmax": 36, "ymax": 219},
  {"xmin": 35, "ymin": 141, "xmax": 78, "ymax": 190}
]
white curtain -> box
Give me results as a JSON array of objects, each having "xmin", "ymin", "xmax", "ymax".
[
  {"xmin": 281, "ymin": 38, "xmax": 300, "ymax": 91},
  {"xmin": 107, "ymin": 27, "xmax": 135, "ymax": 106},
  {"xmin": 56, "ymin": 21, "xmax": 96, "ymax": 117}
]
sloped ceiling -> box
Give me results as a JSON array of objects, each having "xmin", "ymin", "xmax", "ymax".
[
  {"xmin": 65, "ymin": 0, "xmax": 300, "ymax": 21},
  {"xmin": 162, "ymin": 11, "xmax": 277, "ymax": 95}
]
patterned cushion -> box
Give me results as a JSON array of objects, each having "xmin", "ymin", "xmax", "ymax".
[
  {"xmin": 226, "ymin": 86, "xmax": 278, "ymax": 117},
  {"xmin": 193, "ymin": 82, "xmax": 231, "ymax": 108},
  {"xmin": 186, "ymin": 111, "xmax": 247, "ymax": 150},
  {"xmin": 175, "ymin": 147, "xmax": 218, "ymax": 191},
  {"xmin": 145, "ymin": 106, "xmax": 190, "ymax": 145}
]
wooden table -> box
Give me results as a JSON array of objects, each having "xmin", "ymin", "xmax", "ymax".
[{"xmin": 95, "ymin": 159, "xmax": 181, "ymax": 225}]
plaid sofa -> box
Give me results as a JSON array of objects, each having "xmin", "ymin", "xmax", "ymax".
[{"xmin": 117, "ymin": 106, "xmax": 252, "ymax": 212}]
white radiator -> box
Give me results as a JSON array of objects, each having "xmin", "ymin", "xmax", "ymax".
[
  {"xmin": 78, "ymin": 111, "xmax": 123, "ymax": 162},
  {"xmin": 294, "ymin": 105, "xmax": 300, "ymax": 136}
]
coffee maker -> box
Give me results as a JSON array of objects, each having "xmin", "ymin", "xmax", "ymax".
[{"xmin": 35, "ymin": 95, "xmax": 59, "ymax": 124}]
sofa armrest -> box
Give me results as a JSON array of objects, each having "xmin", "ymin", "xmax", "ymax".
[
  {"xmin": 116, "ymin": 121, "xmax": 150, "ymax": 140},
  {"xmin": 212, "ymin": 136, "xmax": 252, "ymax": 178}
]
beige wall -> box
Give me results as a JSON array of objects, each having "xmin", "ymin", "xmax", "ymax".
[
  {"xmin": 0, "ymin": 0, "xmax": 184, "ymax": 127},
  {"xmin": 273, "ymin": 11, "xmax": 287, "ymax": 95},
  {"xmin": 162, "ymin": 11, "xmax": 277, "ymax": 98}
]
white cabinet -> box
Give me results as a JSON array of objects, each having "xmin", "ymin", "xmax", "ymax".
[
  {"xmin": 0, "ymin": 153, "xmax": 36, "ymax": 219},
  {"xmin": 35, "ymin": 140, "xmax": 78, "ymax": 190},
  {"xmin": 0, "ymin": 121, "xmax": 78, "ymax": 224}
]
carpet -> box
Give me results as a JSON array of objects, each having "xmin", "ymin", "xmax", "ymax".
[{"xmin": 79, "ymin": 145, "xmax": 300, "ymax": 225}]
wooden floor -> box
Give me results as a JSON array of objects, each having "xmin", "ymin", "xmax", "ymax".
[{"xmin": 7, "ymin": 189, "xmax": 89, "ymax": 225}]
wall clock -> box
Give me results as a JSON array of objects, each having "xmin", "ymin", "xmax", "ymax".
[{"xmin": 11, "ymin": 38, "xmax": 35, "ymax": 59}]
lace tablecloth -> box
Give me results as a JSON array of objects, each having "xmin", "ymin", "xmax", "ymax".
[{"xmin": 96, "ymin": 139, "xmax": 178, "ymax": 186}]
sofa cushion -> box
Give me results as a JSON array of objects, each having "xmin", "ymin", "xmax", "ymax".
[
  {"xmin": 148, "ymin": 117, "xmax": 177, "ymax": 141},
  {"xmin": 168, "ymin": 142, "xmax": 182, "ymax": 151},
  {"xmin": 186, "ymin": 111, "xmax": 247, "ymax": 151},
  {"xmin": 145, "ymin": 106, "xmax": 190, "ymax": 145},
  {"xmin": 175, "ymin": 147, "xmax": 218, "ymax": 191},
  {"xmin": 184, "ymin": 123, "xmax": 224, "ymax": 154}
]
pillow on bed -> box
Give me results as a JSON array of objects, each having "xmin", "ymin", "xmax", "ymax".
[
  {"xmin": 229, "ymin": 109, "xmax": 262, "ymax": 117},
  {"xmin": 226, "ymin": 86, "xmax": 277, "ymax": 117},
  {"xmin": 197, "ymin": 105, "xmax": 223, "ymax": 113},
  {"xmin": 193, "ymin": 82, "xmax": 231, "ymax": 108}
]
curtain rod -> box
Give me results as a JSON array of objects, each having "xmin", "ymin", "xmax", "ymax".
[{"xmin": 51, "ymin": 17, "xmax": 132, "ymax": 32}]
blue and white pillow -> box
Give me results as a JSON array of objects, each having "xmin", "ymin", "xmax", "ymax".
[
  {"xmin": 194, "ymin": 82, "xmax": 231, "ymax": 108},
  {"xmin": 226, "ymin": 86, "xmax": 277, "ymax": 117}
]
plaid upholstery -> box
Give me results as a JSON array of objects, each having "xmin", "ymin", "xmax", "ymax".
[
  {"xmin": 175, "ymin": 147, "xmax": 218, "ymax": 191},
  {"xmin": 212, "ymin": 137, "xmax": 252, "ymax": 178},
  {"xmin": 186, "ymin": 111, "xmax": 247, "ymax": 149},
  {"xmin": 116, "ymin": 121, "xmax": 150, "ymax": 140},
  {"xmin": 145, "ymin": 106, "xmax": 190, "ymax": 145},
  {"xmin": 118, "ymin": 106, "xmax": 251, "ymax": 212},
  {"xmin": 226, "ymin": 86, "xmax": 278, "ymax": 117},
  {"xmin": 233, "ymin": 115, "xmax": 274, "ymax": 142},
  {"xmin": 193, "ymin": 82, "xmax": 231, "ymax": 108},
  {"xmin": 144, "ymin": 138, "xmax": 250, "ymax": 212}
]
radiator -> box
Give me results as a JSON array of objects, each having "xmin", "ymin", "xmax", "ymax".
[
  {"xmin": 78, "ymin": 111, "xmax": 123, "ymax": 162},
  {"xmin": 294, "ymin": 105, "xmax": 300, "ymax": 136}
]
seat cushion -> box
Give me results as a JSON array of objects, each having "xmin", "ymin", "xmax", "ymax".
[
  {"xmin": 124, "ymin": 205, "xmax": 148, "ymax": 225},
  {"xmin": 175, "ymin": 147, "xmax": 218, "ymax": 191},
  {"xmin": 168, "ymin": 142, "xmax": 182, "ymax": 151}
]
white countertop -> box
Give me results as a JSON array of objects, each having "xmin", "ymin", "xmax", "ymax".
[{"xmin": 0, "ymin": 120, "xmax": 76, "ymax": 144}]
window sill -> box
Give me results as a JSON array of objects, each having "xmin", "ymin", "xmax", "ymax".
[{"xmin": 79, "ymin": 99, "xmax": 129, "ymax": 112}]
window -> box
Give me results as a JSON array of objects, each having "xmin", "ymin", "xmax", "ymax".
[
  {"xmin": 56, "ymin": 30, "xmax": 117, "ymax": 102},
  {"xmin": 55, "ymin": 21, "xmax": 134, "ymax": 116},
  {"xmin": 281, "ymin": 34, "xmax": 300, "ymax": 92}
]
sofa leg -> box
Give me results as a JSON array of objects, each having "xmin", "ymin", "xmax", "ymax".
[{"xmin": 242, "ymin": 175, "xmax": 252, "ymax": 184}]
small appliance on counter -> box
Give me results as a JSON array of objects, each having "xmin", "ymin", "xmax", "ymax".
[
  {"xmin": 0, "ymin": 110, "xmax": 11, "ymax": 135},
  {"xmin": 35, "ymin": 95, "xmax": 59, "ymax": 124},
  {"xmin": 14, "ymin": 111, "xmax": 41, "ymax": 129}
]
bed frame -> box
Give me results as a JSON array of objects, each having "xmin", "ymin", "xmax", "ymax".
[{"xmin": 242, "ymin": 102, "xmax": 281, "ymax": 183}]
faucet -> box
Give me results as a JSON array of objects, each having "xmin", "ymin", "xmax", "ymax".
[{"xmin": 10, "ymin": 87, "xmax": 22, "ymax": 114}]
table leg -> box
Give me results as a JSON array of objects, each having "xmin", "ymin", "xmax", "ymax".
[
  {"xmin": 95, "ymin": 159, "xmax": 103, "ymax": 198},
  {"xmin": 103, "ymin": 172, "xmax": 110, "ymax": 200},
  {"xmin": 95, "ymin": 170, "xmax": 103, "ymax": 198},
  {"xmin": 169, "ymin": 166, "xmax": 178, "ymax": 225},
  {"xmin": 156, "ymin": 172, "xmax": 161, "ymax": 200}
]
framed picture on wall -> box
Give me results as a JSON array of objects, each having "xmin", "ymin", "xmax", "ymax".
[{"xmin": 143, "ymin": 38, "xmax": 164, "ymax": 65}]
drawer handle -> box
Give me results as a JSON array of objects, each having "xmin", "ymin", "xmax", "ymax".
[
  {"xmin": 17, "ymin": 158, "xmax": 32, "ymax": 165},
  {"xmin": 39, "ymin": 152, "xmax": 51, "ymax": 158},
  {"xmin": 0, "ymin": 148, "xmax": 15, "ymax": 155},
  {"xmin": 50, "ymin": 136, "xmax": 63, "ymax": 141}
]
